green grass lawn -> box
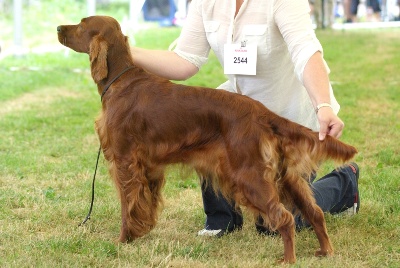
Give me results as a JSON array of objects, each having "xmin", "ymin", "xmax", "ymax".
[{"xmin": 1, "ymin": 14, "xmax": 399, "ymax": 268}]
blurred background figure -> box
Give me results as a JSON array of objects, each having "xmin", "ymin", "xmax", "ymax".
[
  {"xmin": 398, "ymin": 0, "xmax": 400, "ymax": 20},
  {"xmin": 310, "ymin": 0, "xmax": 336, "ymax": 28},
  {"xmin": 366, "ymin": 0, "xmax": 382, "ymax": 21},
  {"xmin": 343, "ymin": 0, "xmax": 360, "ymax": 22}
]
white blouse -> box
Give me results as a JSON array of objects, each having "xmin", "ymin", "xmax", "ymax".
[{"xmin": 174, "ymin": 0, "xmax": 340, "ymax": 131}]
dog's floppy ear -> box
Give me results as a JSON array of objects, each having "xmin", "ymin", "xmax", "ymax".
[{"xmin": 89, "ymin": 35, "xmax": 108, "ymax": 83}]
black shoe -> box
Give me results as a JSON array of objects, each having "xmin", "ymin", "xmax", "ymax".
[
  {"xmin": 256, "ymin": 224, "xmax": 279, "ymax": 236},
  {"xmin": 338, "ymin": 162, "xmax": 360, "ymax": 216},
  {"xmin": 255, "ymin": 216, "xmax": 279, "ymax": 236}
]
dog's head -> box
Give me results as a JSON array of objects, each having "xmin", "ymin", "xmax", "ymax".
[{"xmin": 57, "ymin": 16, "xmax": 126, "ymax": 83}]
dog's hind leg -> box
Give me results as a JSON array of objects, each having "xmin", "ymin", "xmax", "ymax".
[
  {"xmin": 283, "ymin": 173, "xmax": 334, "ymax": 257},
  {"xmin": 234, "ymin": 169, "xmax": 297, "ymax": 264}
]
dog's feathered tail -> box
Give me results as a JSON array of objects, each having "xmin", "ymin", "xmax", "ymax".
[
  {"xmin": 260, "ymin": 113, "xmax": 358, "ymax": 179},
  {"xmin": 316, "ymin": 134, "xmax": 358, "ymax": 163}
]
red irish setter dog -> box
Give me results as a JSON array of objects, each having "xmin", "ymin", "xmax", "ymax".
[{"xmin": 57, "ymin": 16, "xmax": 357, "ymax": 263}]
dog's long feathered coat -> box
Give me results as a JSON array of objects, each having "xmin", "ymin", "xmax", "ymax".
[{"xmin": 57, "ymin": 16, "xmax": 357, "ymax": 264}]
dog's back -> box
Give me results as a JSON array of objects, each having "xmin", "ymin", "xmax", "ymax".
[{"xmin": 105, "ymin": 72, "xmax": 357, "ymax": 179}]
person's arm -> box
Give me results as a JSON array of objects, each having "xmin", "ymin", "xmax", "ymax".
[
  {"xmin": 130, "ymin": 0, "xmax": 209, "ymax": 81},
  {"xmin": 303, "ymin": 52, "xmax": 344, "ymax": 140},
  {"xmin": 131, "ymin": 47, "xmax": 198, "ymax": 80},
  {"xmin": 275, "ymin": 0, "xmax": 344, "ymax": 140}
]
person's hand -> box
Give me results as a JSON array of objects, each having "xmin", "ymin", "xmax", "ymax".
[{"xmin": 317, "ymin": 107, "xmax": 344, "ymax": 141}]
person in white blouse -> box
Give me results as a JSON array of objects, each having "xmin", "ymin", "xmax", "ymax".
[{"xmin": 131, "ymin": 0, "xmax": 360, "ymax": 237}]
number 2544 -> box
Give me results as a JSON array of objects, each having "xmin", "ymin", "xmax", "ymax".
[{"xmin": 233, "ymin": 57, "xmax": 248, "ymax": 64}]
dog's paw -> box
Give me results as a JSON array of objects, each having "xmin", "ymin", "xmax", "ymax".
[
  {"xmin": 314, "ymin": 248, "xmax": 334, "ymax": 257},
  {"xmin": 117, "ymin": 236, "xmax": 128, "ymax": 243},
  {"xmin": 276, "ymin": 257, "xmax": 296, "ymax": 264},
  {"xmin": 118, "ymin": 230, "xmax": 133, "ymax": 243}
]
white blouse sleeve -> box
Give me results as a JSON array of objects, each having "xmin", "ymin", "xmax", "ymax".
[
  {"xmin": 173, "ymin": 0, "xmax": 210, "ymax": 69},
  {"xmin": 274, "ymin": 0, "xmax": 324, "ymax": 84}
]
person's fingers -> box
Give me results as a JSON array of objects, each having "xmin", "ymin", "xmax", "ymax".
[
  {"xmin": 319, "ymin": 121, "xmax": 329, "ymax": 141},
  {"xmin": 327, "ymin": 122, "xmax": 343, "ymax": 139},
  {"xmin": 317, "ymin": 109, "xmax": 344, "ymax": 140}
]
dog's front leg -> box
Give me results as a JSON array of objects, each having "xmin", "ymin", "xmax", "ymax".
[
  {"xmin": 112, "ymin": 156, "xmax": 159, "ymax": 242},
  {"xmin": 118, "ymin": 191, "xmax": 131, "ymax": 242},
  {"xmin": 108, "ymin": 160, "xmax": 135, "ymax": 242}
]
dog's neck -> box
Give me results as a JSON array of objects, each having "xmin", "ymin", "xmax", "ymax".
[
  {"xmin": 100, "ymin": 65, "xmax": 134, "ymax": 100},
  {"xmin": 96, "ymin": 42, "xmax": 136, "ymax": 99}
]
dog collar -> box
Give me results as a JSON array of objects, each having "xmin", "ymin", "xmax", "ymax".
[{"xmin": 101, "ymin": 66, "xmax": 134, "ymax": 101}]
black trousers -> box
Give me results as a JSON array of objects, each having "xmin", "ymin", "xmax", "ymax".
[{"xmin": 201, "ymin": 165, "xmax": 358, "ymax": 232}]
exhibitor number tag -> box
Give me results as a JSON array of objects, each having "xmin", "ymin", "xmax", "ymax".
[{"xmin": 224, "ymin": 43, "xmax": 257, "ymax": 75}]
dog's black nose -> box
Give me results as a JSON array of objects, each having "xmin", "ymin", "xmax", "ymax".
[{"xmin": 57, "ymin": 26, "xmax": 62, "ymax": 33}]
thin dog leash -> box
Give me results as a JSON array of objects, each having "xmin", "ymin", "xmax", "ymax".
[
  {"xmin": 79, "ymin": 66, "xmax": 134, "ymax": 226},
  {"xmin": 78, "ymin": 145, "xmax": 101, "ymax": 226}
]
